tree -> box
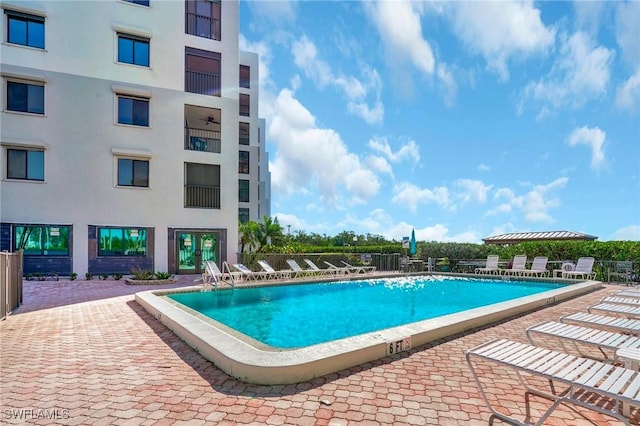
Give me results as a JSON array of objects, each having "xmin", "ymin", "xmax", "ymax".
[
  {"xmin": 255, "ymin": 216, "xmax": 284, "ymax": 252},
  {"xmin": 238, "ymin": 220, "xmax": 259, "ymax": 253}
]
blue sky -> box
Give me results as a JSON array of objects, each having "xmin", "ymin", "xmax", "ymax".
[{"xmin": 239, "ymin": 1, "xmax": 640, "ymax": 243}]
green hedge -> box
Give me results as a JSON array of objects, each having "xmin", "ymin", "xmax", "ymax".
[{"xmin": 259, "ymin": 240, "xmax": 640, "ymax": 281}]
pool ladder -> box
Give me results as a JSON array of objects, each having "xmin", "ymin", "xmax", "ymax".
[
  {"xmin": 202, "ymin": 261, "xmax": 235, "ymax": 291},
  {"xmin": 221, "ymin": 261, "xmax": 235, "ymax": 288}
]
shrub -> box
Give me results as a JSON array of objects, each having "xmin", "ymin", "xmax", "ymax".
[
  {"xmin": 85, "ymin": 272, "xmax": 93, "ymax": 280},
  {"xmin": 113, "ymin": 273, "xmax": 123, "ymax": 280},
  {"xmin": 154, "ymin": 271, "xmax": 171, "ymax": 280},
  {"xmin": 70, "ymin": 272, "xmax": 77, "ymax": 281},
  {"xmin": 131, "ymin": 268, "xmax": 155, "ymax": 280}
]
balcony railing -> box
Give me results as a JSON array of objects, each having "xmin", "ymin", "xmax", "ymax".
[
  {"xmin": 184, "ymin": 127, "xmax": 221, "ymax": 153},
  {"xmin": 185, "ymin": 70, "xmax": 220, "ymax": 97},
  {"xmin": 184, "ymin": 184, "xmax": 220, "ymax": 209},
  {"xmin": 185, "ymin": 13, "xmax": 221, "ymax": 41}
]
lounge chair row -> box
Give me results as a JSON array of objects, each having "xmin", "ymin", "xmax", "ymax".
[
  {"xmin": 202, "ymin": 259, "xmax": 376, "ymax": 283},
  {"xmin": 467, "ymin": 288, "xmax": 640, "ymax": 424},
  {"xmin": 474, "ymin": 255, "xmax": 596, "ymax": 279}
]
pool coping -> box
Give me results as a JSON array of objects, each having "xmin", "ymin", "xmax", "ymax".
[{"xmin": 135, "ymin": 275, "xmax": 602, "ymax": 384}]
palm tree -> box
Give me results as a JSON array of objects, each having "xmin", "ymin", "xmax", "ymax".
[
  {"xmin": 256, "ymin": 216, "xmax": 283, "ymax": 252},
  {"xmin": 238, "ymin": 220, "xmax": 259, "ymax": 253}
]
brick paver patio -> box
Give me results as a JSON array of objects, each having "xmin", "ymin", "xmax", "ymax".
[{"xmin": 1, "ymin": 276, "xmax": 639, "ymax": 425}]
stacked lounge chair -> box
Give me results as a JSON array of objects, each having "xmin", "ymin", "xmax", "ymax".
[{"xmin": 468, "ymin": 286, "xmax": 640, "ymax": 425}]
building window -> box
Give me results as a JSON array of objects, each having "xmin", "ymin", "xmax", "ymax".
[
  {"xmin": 239, "ymin": 94, "xmax": 250, "ymax": 117},
  {"xmin": 123, "ymin": 0, "xmax": 150, "ymax": 6},
  {"xmin": 239, "ymin": 208, "xmax": 250, "ymax": 224},
  {"xmin": 14, "ymin": 225, "xmax": 70, "ymax": 256},
  {"xmin": 185, "ymin": 163, "xmax": 220, "ymax": 208},
  {"xmin": 118, "ymin": 34, "xmax": 149, "ymax": 67},
  {"xmin": 7, "ymin": 148, "xmax": 44, "ymax": 181},
  {"xmin": 239, "ymin": 65, "xmax": 250, "ymax": 89},
  {"xmin": 5, "ymin": 10, "xmax": 44, "ymax": 49},
  {"xmin": 117, "ymin": 95, "xmax": 149, "ymax": 126},
  {"xmin": 117, "ymin": 158, "xmax": 149, "ymax": 187},
  {"xmin": 185, "ymin": 47, "xmax": 221, "ymax": 96},
  {"xmin": 6, "ymin": 81, "xmax": 44, "ymax": 114},
  {"xmin": 98, "ymin": 227, "xmax": 147, "ymax": 256},
  {"xmin": 239, "ymin": 179, "xmax": 249, "ymax": 202},
  {"xmin": 239, "ymin": 151, "xmax": 249, "ymax": 174},
  {"xmin": 239, "ymin": 122, "xmax": 250, "ymax": 145},
  {"xmin": 185, "ymin": 0, "xmax": 221, "ymax": 41}
]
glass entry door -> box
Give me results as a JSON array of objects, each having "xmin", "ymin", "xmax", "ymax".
[{"xmin": 177, "ymin": 232, "xmax": 218, "ymax": 274}]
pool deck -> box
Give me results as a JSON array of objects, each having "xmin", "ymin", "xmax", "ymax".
[{"xmin": 2, "ymin": 275, "xmax": 640, "ymax": 425}]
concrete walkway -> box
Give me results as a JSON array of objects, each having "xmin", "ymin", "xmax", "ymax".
[{"xmin": 1, "ymin": 277, "xmax": 638, "ymax": 425}]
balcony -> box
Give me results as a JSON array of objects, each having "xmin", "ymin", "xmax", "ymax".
[
  {"xmin": 185, "ymin": 127, "xmax": 221, "ymax": 153},
  {"xmin": 184, "ymin": 184, "xmax": 220, "ymax": 209},
  {"xmin": 185, "ymin": 13, "xmax": 221, "ymax": 41},
  {"xmin": 185, "ymin": 70, "xmax": 220, "ymax": 97}
]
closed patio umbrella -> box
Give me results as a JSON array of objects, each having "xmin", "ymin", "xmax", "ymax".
[{"xmin": 410, "ymin": 229, "xmax": 417, "ymax": 256}]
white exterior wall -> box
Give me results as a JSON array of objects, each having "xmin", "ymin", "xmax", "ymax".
[
  {"xmin": 0, "ymin": 0, "xmax": 255, "ymax": 275},
  {"xmin": 258, "ymin": 118, "xmax": 271, "ymax": 219},
  {"xmin": 238, "ymin": 51, "xmax": 262, "ymax": 222}
]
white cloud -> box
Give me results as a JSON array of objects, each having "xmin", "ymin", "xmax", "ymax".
[
  {"xmin": 367, "ymin": 136, "xmax": 420, "ymax": 165},
  {"xmin": 614, "ymin": 1, "xmax": 640, "ymax": 70},
  {"xmin": 616, "ymin": 69, "xmax": 640, "ymax": 111},
  {"xmin": 436, "ymin": 63, "xmax": 457, "ymax": 107},
  {"xmin": 391, "ymin": 182, "xmax": 450, "ymax": 213},
  {"xmin": 478, "ymin": 164, "xmax": 491, "ymax": 172},
  {"xmin": 448, "ymin": 0, "xmax": 555, "ymax": 81},
  {"xmin": 364, "ymin": 0, "xmax": 435, "ymax": 76},
  {"xmin": 567, "ymin": 126, "xmax": 607, "ymax": 170},
  {"xmin": 269, "ymin": 89, "xmax": 380, "ymax": 205},
  {"xmin": 489, "ymin": 178, "xmax": 569, "ymax": 223},
  {"xmin": 524, "ymin": 31, "xmax": 613, "ymax": 112},
  {"xmin": 366, "ymin": 155, "xmax": 393, "ymax": 177},
  {"xmin": 245, "ymin": 1, "xmax": 296, "ymax": 27},
  {"xmin": 291, "ymin": 35, "xmax": 384, "ymax": 124},
  {"xmin": 610, "ymin": 225, "xmax": 640, "ymax": 241},
  {"xmin": 455, "ymin": 179, "xmax": 493, "ymax": 204}
]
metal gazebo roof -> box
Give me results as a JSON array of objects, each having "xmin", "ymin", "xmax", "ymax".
[{"xmin": 482, "ymin": 231, "xmax": 598, "ymax": 245}]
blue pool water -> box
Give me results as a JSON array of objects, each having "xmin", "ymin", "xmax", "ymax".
[{"xmin": 168, "ymin": 276, "xmax": 564, "ymax": 349}]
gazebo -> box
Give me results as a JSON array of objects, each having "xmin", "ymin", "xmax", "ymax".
[{"xmin": 482, "ymin": 230, "xmax": 598, "ymax": 245}]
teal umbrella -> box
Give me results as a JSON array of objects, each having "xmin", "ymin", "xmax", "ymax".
[{"xmin": 409, "ymin": 229, "xmax": 417, "ymax": 256}]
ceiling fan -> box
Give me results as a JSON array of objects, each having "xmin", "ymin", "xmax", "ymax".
[{"xmin": 201, "ymin": 116, "xmax": 219, "ymax": 125}]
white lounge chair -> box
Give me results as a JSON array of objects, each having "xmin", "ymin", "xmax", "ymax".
[
  {"xmin": 600, "ymin": 296, "xmax": 640, "ymax": 307},
  {"xmin": 474, "ymin": 255, "xmax": 500, "ymax": 275},
  {"xmin": 589, "ymin": 302, "xmax": 640, "ymax": 318},
  {"xmin": 323, "ymin": 261, "xmax": 351, "ymax": 275},
  {"xmin": 616, "ymin": 289, "xmax": 640, "ymax": 298},
  {"xmin": 304, "ymin": 259, "xmax": 335, "ymax": 275},
  {"xmin": 257, "ymin": 260, "xmax": 290, "ymax": 280},
  {"xmin": 467, "ymin": 338, "xmax": 640, "ymax": 426},
  {"xmin": 562, "ymin": 257, "xmax": 596, "ymax": 280},
  {"xmin": 561, "ymin": 312, "xmax": 640, "ymax": 336},
  {"xmin": 232, "ymin": 263, "xmax": 265, "ymax": 281},
  {"xmin": 609, "ymin": 261, "xmax": 634, "ymax": 285},
  {"xmin": 202, "ymin": 260, "xmax": 221, "ymax": 285},
  {"xmin": 502, "ymin": 255, "xmax": 527, "ymax": 276},
  {"xmin": 521, "ymin": 256, "xmax": 549, "ymax": 277},
  {"xmin": 285, "ymin": 259, "xmax": 317, "ymax": 278},
  {"xmin": 526, "ymin": 320, "xmax": 640, "ymax": 362},
  {"xmin": 341, "ymin": 261, "xmax": 376, "ymax": 274}
]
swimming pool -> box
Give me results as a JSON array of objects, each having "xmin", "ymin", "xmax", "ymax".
[
  {"xmin": 136, "ymin": 273, "xmax": 601, "ymax": 384},
  {"xmin": 167, "ymin": 276, "xmax": 564, "ymax": 348}
]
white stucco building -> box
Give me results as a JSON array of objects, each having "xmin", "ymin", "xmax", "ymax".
[{"xmin": 0, "ymin": 0, "xmax": 269, "ymax": 276}]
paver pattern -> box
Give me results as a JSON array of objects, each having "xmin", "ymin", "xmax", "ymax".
[{"xmin": 1, "ymin": 276, "xmax": 639, "ymax": 425}]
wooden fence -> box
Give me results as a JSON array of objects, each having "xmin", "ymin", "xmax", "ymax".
[{"xmin": 1, "ymin": 250, "xmax": 23, "ymax": 320}]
